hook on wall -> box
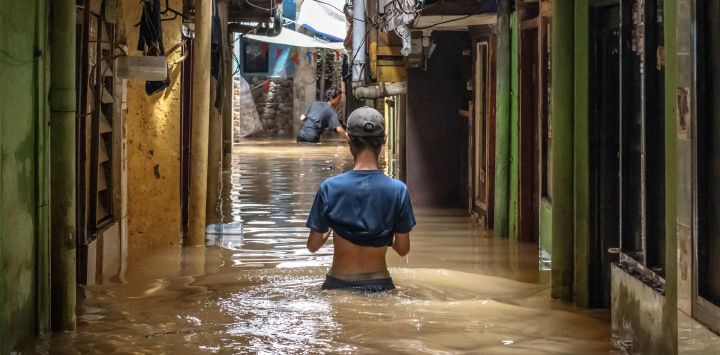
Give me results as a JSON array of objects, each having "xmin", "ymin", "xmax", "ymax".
[{"xmin": 135, "ymin": 0, "xmax": 188, "ymax": 27}]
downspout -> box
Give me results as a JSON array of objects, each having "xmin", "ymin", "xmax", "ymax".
[
  {"xmin": 49, "ymin": 0, "xmax": 77, "ymax": 331},
  {"xmin": 352, "ymin": 0, "xmax": 366, "ymax": 85}
]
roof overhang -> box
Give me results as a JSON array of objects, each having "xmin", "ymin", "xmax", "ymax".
[{"xmin": 245, "ymin": 28, "xmax": 345, "ymax": 50}]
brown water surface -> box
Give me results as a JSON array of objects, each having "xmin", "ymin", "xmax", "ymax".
[{"xmin": 35, "ymin": 140, "xmax": 615, "ymax": 354}]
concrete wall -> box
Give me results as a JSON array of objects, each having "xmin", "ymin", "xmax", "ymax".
[
  {"xmin": 0, "ymin": 0, "xmax": 49, "ymax": 351},
  {"xmin": 611, "ymin": 264, "xmax": 667, "ymax": 353},
  {"xmin": 406, "ymin": 31, "xmax": 470, "ymax": 208},
  {"xmin": 293, "ymin": 49, "xmax": 317, "ymax": 135},
  {"xmin": 119, "ymin": 0, "xmax": 184, "ymax": 247}
]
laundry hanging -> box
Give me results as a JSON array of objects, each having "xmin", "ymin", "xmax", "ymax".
[{"xmin": 137, "ymin": 0, "xmax": 171, "ymax": 95}]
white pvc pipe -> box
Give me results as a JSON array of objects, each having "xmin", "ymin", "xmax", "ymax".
[
  {"xmin": 354, "ymin": 82, "xmax": 407, "ymax": 99},
  {"xmin": 352, "ymin": 0, "xmax": 366, "ymax": 83}
]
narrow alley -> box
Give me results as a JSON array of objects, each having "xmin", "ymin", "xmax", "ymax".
[
  {"xmin": 5, "ymin": 0, "xmax": 720, "ymax": 354},
  {"xmin": 36, "ymin": 141, "xmax": 612, "ymax": 353}
]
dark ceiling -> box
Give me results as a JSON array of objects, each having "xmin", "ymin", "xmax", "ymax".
[
  {"xmin": 227, "ymin": 0, "xmax": 283, "ymax": 22},
  {"xmin": 420, "ymin": 0, "xmax": 497, "ymax": 16}
]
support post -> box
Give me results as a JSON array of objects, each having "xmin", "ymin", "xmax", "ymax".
[
  {"xmin": 189, "ymin": 0, "xmax": 212, "ymax": 245},
  {"xmin": 49, "ymin": 0, "xmax": 77, "ymax": 331},
  {"xmin": 494, "ymin": 0, "xmax": 512, "ymax": 238},
  {"xmin": 221, "ymin": 2, "xmax": 234, "ymax": 220},
  {"xmin": 206, "ymin": 105, "xmax": 222, "ymax": 224},
  {"xmin": 551, "ymin": 0, "xmax": 574, "ymax": 302}
]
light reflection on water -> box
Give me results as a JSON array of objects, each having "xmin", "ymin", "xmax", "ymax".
[{"xmin": 35, "ymin": 140, "xmax": 615, "ymax": 354}]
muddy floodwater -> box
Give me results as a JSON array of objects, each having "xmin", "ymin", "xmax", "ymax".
[{"xmin": 35, "ymin": 140, "xmax": 616, "ymax": 354}]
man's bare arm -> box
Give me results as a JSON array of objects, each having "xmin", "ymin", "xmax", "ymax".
[
  {"xmin": 336, "ymin": 126, "xmax": 348, "ymax": 140},
  {"xmin": 307, "ymin": 230, "xmax": 331, "ymax": 252},
  {"xmin": 392, "ymin": 233, "xmax": 410, "ymax": 256}
]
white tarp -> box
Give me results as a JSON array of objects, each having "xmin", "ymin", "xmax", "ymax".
[
  {"xmin": 236, "ymin": 76, "xmax": 264, "ymax": 138},
  {"xmin": 245, "ymin": 27, "xmax": 345, "ymax": 50},
  {"xmin": 296, "ymin": 0, "xmax": 347, "ymax": 42}
]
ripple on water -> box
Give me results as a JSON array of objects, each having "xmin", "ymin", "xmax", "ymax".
[{"xmin": 36, "ymin": 267, "xmax": 614, "ymax": 354}]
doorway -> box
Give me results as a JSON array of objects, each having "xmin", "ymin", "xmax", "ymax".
[{"xmin": 589, "ymin": 3, "xmax": 621, "ymax": 308}]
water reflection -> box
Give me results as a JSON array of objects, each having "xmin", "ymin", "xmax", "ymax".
[{"xmin": 35, "ymin": 139, "xmax": 615, "ymax": 354}]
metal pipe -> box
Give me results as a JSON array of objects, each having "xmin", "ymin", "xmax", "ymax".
[
  {"xmin": 352, "ymin": 0, "xmax": 366, "ymax": 83},
  {"xmin": 354, "ymin": 82, "xmax": 406, "ymax": 99},
  {"xmin": 189, "ymin": 0, "xmax": 213, "ymax": 245},
  {"xmin": 49, "ymin": 0, "xmax": 77, "ymax": 331}
]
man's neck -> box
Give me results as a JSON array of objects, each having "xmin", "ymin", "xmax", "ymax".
[{"xmin": 353, "ymin": 150, "xmax": 380, "ymax": 170}]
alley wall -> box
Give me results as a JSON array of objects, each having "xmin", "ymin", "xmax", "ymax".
[
  {"xmin": 0, "ymin": 0, "xmax": 49, "ymax": 351},
  {"xmin": 406, "ymin": 32, "xmax": 471, "ymax": 208},
  {"xmin": 119, "ymin": 0, "xmax": 184, "ymax": 247}
]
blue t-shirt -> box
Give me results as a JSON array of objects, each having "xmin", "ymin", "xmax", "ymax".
[
  {"xmin": 306, "ymin": 170, "xmax": 416, "ymax": 247},
  {"xmin": 297, "ymin": 102, "xmax": 340, "ymax": 142}
]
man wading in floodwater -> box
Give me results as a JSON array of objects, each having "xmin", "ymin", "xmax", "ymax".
[
  {"xmin": 296, "ymin": 87, "xmax": 349, "ymax": 143},
  {"xmin": 305, "ymin": 107, "xmax": 416, "ymax": 292}
]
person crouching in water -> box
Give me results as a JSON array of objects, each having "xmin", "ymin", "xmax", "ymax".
[
  {"xmin": 296, "ymin": 87, "xmax": 349, "ymax": 143},
  {"xmin": 305, "ymin": 107, "xmax": 416, "ymax": 292}
]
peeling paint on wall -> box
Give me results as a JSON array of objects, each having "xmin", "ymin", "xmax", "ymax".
[{"xmin": 119, "ymin": 0, "xmax": 183, "ymax": 247}]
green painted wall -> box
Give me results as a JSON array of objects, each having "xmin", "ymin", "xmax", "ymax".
[
  {"xmin": 0, "ymin": 0, "xmax": 49, "ymax": 351},
  {"xmin": 508, "ymin": 13, "xmax": 521, "ymax": 242},
  {"xmin": 551, "ymin": 0, "xmax": 575, "ymax": 302},
  {"xmin": 494, "ymin": 0, "xmax": 512, "ymax": 238},
  {"xmin": 662, "ymin": 0, "xmax": 678, "ymax": 351},
  {"xmin": 573, "ymin": 2, "xmax": 591, "ymax": 308}
]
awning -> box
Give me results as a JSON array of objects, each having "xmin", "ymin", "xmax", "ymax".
[
  {"xmin": 297, "ymin": 0, "xmax": 347, "ymax": 41},
  {"xmin": 245, "ymin": 27, "xmax": 345, "ymax": 50}
]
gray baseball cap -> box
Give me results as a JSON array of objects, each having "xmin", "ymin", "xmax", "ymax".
[{"xmin": 346, "ymin": 107, "xmax": 385, "ymax": 137}]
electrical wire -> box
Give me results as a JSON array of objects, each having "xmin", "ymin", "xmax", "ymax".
[
  {"xmin": 311, "ymin": 0, "xmax": 365, "ymax": 22},
  {"xmin": 343, "ymin": 29, "xmax": 369, "ymax": 80},
  {"xmin": 243, "ymin": 0, "xmax": 277, "ymax": 12}
]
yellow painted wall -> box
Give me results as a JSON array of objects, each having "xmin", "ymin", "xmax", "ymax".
[{"xmin": 119, "ymin": 0, "xmax": 183, "ymax": 247}]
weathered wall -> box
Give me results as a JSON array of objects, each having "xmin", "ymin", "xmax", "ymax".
[
  {"xmin": 611, "ymin": 264, "xmax": 667, "ymax": 354},
  {"xmin": 0, "ymin": 0, "xmax": 48, "ymax": 351},
  {"xmin": 551, "ymin": 0, "xmax": 575, "ymax": 302},
  {"xmin": 406, "ymin": 32, "xmax": 470, "ymax": 208},
  {"xmin": 573, "ymin": 0, "xmax": 591, "ymax": 309},
  {"xmin": 249, "ymin": 77, "xmax": 295, "ymax": 136},
  {"xmin": 119, "ymin": 0, "xmax": 183, "ymax": 247},
  {"xmin": 293, "ymin": 50, "xmax": 317, "ymax": 135}
]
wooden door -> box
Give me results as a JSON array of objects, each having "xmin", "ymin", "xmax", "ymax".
[{"xmin": 472, "ymin": 40, "xmax": 495, "ymax": 228}]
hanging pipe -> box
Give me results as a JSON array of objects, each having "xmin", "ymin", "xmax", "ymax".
[
  {"xmin": 352, "ymin": 0, "xmax": 366, "ymax": 84},
  {"xmin": 49, "ymin": 0, "xmax": 77, "ymax": 331},
  {"xmin": 354, "ymin": 81, "xmax": 407, "ymax": 99}
]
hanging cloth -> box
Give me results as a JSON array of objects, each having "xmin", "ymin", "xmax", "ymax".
[{"xmin": 137, "ymin": 0, "xmax": 171, "ymax": 95}]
